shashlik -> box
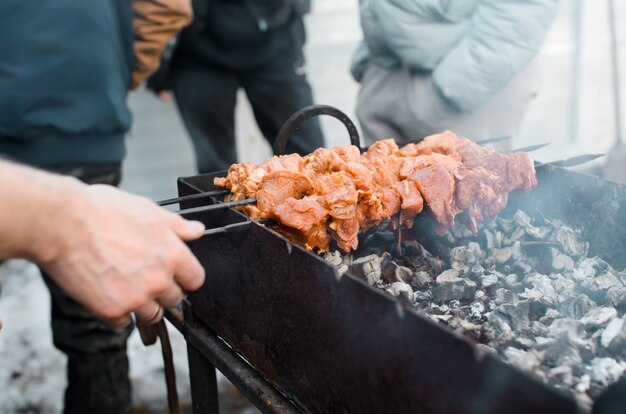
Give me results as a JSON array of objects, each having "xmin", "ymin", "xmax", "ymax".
[{"xmin": 214, "ymin": 131, "xmax": 537, "ymax": 253}]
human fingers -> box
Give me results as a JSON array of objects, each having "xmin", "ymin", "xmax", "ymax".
[
  {"xmin": 155, "ymin": 280, "xmax": 184, "ymax": 308},
  {"xmin": 103, "ymin": 314, "xmax": 133, "ymax": 330},
  {"xmin": 168, "ymin": 242, "xmax": 205, "ymax": 292},
  {"xmin": 134, "ymin": 301, "xmax": 164, "ymax": 325},
  {"xmin": 160, "ymin": 210, "xmax": 205, "ymax": 241}
]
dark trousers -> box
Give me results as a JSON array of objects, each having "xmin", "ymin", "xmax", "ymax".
[
  {"xmin": 171, "ymin": 59, "xmax": 325, "ymax": 173},
  {"xmin": 42, "ymin": 164, "xmax": 133, "ymax": 414}
]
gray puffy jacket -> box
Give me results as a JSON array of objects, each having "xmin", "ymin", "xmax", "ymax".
[{"xmin": 352, "ymin": 0, "xmax": 559, "ymax": 112}]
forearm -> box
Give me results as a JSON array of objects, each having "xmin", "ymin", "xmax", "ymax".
[{"xmin": 0, "ymin": 160, "xmax": 82, "ymax": 262}]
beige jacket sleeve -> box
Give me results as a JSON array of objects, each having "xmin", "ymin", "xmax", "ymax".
[{"xmin": 131, "ymin": 0, "xmax": 193, "ymax": 89}]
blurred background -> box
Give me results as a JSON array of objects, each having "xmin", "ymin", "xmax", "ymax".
[{"xmin": 1, "ymin": 0, "xmax": 626, "ymax": 412}]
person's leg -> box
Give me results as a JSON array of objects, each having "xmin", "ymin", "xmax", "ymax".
[
  {"xmin": 241, "ymin": 21, "xmax": 324, "ymax": 155},
  {"xmin": 42, "ymin": 164, "xmax": 134, "ymax": 414},
  {"xmin": 43, "ymin": 277, "xmax": 133, "ymax": 414},
  {"xmin": 171, "ymin": 64, "xmax": 239, "ymax": 173}
]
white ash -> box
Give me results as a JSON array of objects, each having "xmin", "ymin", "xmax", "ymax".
[{"xmin": 322, "ymin": 209, "xmax": 626, "ymax": 410}]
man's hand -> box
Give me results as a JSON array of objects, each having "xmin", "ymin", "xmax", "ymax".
[{"xmin": 0, "ymin": 161, "xmax": 205, "ymax": 328}]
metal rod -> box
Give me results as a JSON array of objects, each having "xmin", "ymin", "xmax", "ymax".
[
  {"xmin": 510, "ymin": 143, "xmax": 551, "ymax": 153},
  {"xmin": 176, "ymin": 198, "xmax": 256, "ymax": 215},
  {"xmin": 203, "ymin": 219, "xmax": 270, "ymax": 236},
  {"xmin": 157, "ymin": 321, "xmax": 180, "ymax": 414},
  {"xmin": 538, "ymin": 154, "xmax": 605, "ymax": 169},
  {"xmin": 476, "ymin": 136, "xmax": 512, "ymax": 145},
  {"xmin": 158, "ymin": 189, "xmax": 230, "ymax": 207}
]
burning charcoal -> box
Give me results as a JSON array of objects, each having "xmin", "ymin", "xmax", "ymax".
[
  {"xmin": 469, "ymin": 264, "xmax": 484, "ymax": 277},
  {"xmin": 503, "ymin": 227, "xmax": 526, "ymax": 246},
  {"xmin": 550, "ymin": 274, "xmax": 577, "ymax": 303},
  {"xmin": 560, "ymin": 294, "xmax": 596, "ymax": 320},
  {"xmin": 350, "ymin": 254, "xmax": 384, "ymax": 287},
  {"xmin": 572, "ymin": 257, "xmax": 611, "ymax": 281},
  {"xmin": 547, "ymin": 365, "xmax": 576, "ymax": 388},
  {"xmin": 483, "ymin": 229, "xmax": 497, "ymax": 249},
  {"xmin": 469, "ymin": 301, "xmax": 485, "ymax": 321},
  {"xmin": 496, "ymin": 301, "xmax": 531, "ymax": 330},
  {"xmin": 513, "ymin": 210, "xmax": 532, "ymax": 227},
  {"xmin": 600, "ymin": 318, "xmax": 626, "ymax": 353},
  {"xmin": 502, "ymin": 274, "xmax": 521, "ymax": 290},
  {"xmin": 324, "ymin": 251, "xmax": 350, "ymax": 276},
  {"xmin": 539, "ymin": 308, "xmax": 560, "ymax": 325},
  {"xmin": 448, "ymin": 318, "xmax": 482, "ymax": 340},
  {"xmin": 386, "ymin": 282, "xmax": 414, "ymax": 302},
  {"xmin": 575, "ymin": 374, "xmax": 591, "ymax": 394},
  {"xmin": 548, "ymin": 318, "xmax": 585, "ymax": 339},
  {"xmin": 484, "ymin": 314, "xmax": 515, "ymax": 347},
  {"xmin": 513, "ymin": 210, "xmax": 551, "ymax": 239},
  {"xmin": 587, "ymin": 357, "xmax": 626, "ymax": 398},
  {"xmin": 323, "ymin": 251, "xmax": 343, "ymax": 267},
  {"xmin": 481, "ymin": 274, "xmax": 499, "ymax": 289},
  {"xmin": 520, "ymin": 274, "xmax": 558, "ymax": 306},
  {"xmin": 580, "ymin": 307, "xmax": 617, "ymax": 330},
  {"xmin": 539, "ymin": 336, "xmax": 583, "ymax": 369},
  {"xmin": 504, "ymin": 347, "xmax": 544, "ymax": 373},
  {"xmin": 494, "ymin": 288, "xmax": 518, "ymax": 306},
  {"xmin": 490, "ymin": 247, "xmax": 512, "ymax": 264},
  {"xmin": 382, "ymin": 261, "xmax": 412, "ymax": 284},
  {"xmin": 550, "ymin": 248, "xmax": 574, "ymax": 272},
  {"xmin": 450, "ymin": 242, "xmax": 482, "ymax": 267},
  {"xmin": 411, "ymin": 271, "xmax": 432, "ymax": 290},
  {"xmin": 581, "ymin": 271, "xmax": 623, "ymax": 302},
  {"xmin": 449, "ymin": 223, "xmax": 473, "ymax": 239},
  {"xmin": 553, "ymin": 225, "xmax": 588, "ymax": 257},
  {"xmin": 520, "ymin": 321, "xmax": 549, "ymax": 338},
  {"xmin": 575, "ymin": 338, "xmax": 598, "ymax": 362},
  {"xmin": 605, "ymin": 286, "xmax": 626, "ymax": 309},
  {"xmin": 497, "ymin": 215, "xmax": 517, "ymax": 233},
  {"xmin": 413, "ymin": 290, "xmax": 432, "ymax": 303},
  {"xmin": 432, "ymin": 270, "xmax": 477, "ymax": 303},
  {"xmin": 430, "ymin": 314, "xmax": 454, "ymax": 323}
]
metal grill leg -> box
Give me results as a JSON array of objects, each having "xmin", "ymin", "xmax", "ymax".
[{"xmin": 187, "ymin": 343, "xmax": 220, "ymax": 414}]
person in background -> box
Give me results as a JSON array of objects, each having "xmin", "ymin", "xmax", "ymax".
[
  {"xmin": 0, "ymin": 1, "xmax": 192, "ymax": 412},
  {"xmin": 149, "ymin": 0, "xmax": 325, "ymax": 173},
  {"xmin": 0, "ymin": 161, "xmax": 206, "ymax": 329},
  {"xmin": 351, "ymin": 0, "xmax": 559, "ymax": 145}
]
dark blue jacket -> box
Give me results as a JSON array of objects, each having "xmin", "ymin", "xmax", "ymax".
[{"xmin": 0, "ymin": 0, "xmax": 134, "ymax": 167}]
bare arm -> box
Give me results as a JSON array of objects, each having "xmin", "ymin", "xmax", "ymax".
[{"xmin": 0, "ymin": 160, "xmax": 205, "ymax": 327}]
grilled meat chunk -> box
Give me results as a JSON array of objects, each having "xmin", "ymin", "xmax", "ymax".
[{"xmin": 214, "ymin": 131, "xmax": 537, "ymax": 253}]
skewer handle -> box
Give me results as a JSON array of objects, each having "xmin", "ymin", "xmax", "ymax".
[
  {"xmin": 274, "ymin": 105, "xmax": 361, "ymax": 155},
  {"xmin": 176, "ymin": 198, "xmax": 257, "ymax": 215},
  {"xmin": 157, "ymin": 189, "xmax": 230, "ymax": 207},
  {"xmin": 202, "ymin": 219, "xmax": 270, "ymax": 236}
]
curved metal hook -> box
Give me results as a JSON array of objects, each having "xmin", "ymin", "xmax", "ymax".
[{"xmin": 274, "ymin": 105, "xmax": 361, "ymax": 155}]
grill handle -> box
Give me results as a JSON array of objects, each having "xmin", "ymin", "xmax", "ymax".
[{"xmin": 274, "ymin": 104, "xmax": 361, "ymax": 155}]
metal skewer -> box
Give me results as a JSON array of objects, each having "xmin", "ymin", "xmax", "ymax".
[
  {"xmin": 476, "ymin": 136, "xmax": 511, "ymax": 145},
  {"xmin": 510, "ymin": 143, "xmax": 551, "ymax": 153},
  {"xmin": 203, "ymin": 219, "xmax": 271, "ymax": 236},
  {"xmin": 176, "ymin": 198, "xmax": 256, "ymax": 215},
  {"xmin": 538, "ymin": 154, "xmax": 605, "ymax": 169},
  {"xmin": 157, "ymin": 189, "xmax": 230, "ymax": 207}
]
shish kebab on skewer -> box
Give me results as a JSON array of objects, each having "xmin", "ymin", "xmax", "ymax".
[{"xmin": 164, "ymin": 131, "xmax": 603, "ymax": 253}]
